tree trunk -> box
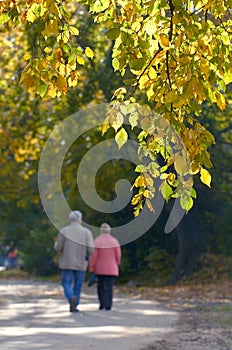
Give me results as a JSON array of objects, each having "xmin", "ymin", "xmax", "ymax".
[{"xmin": 166, "ymin": 199, "xmax": 207, "ymax": 285}]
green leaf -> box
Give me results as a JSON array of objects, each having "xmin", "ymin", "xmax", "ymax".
[
  {"xmin": 135, "ymin": 164, "xmax": 145, "ymax": 173},
  {"xmin": 180, "ymin": 195, "xmax": 193, "ymax": 212},
  {"xmin": 191, "ymin": 188, "xmax": 197, "ymax": 199},
  {"xmin": 115, "ymin": 128, "xmax": 128, "ymax": 149},
  {"xmin": 130, "ymin": 58, "xmax": 147, "ymax": 71},
  {"xmin": 160, "ymin": 181, "xmax": 173, "ymax": 201},
  {"xmin": 0, "ymin": 13, "xmax": 9, "ymax": 24},
  {"xmin": 112, "ymin": 58, "xmax": 120, "ymax": 71},
  {"xmin": 107, "ymin": 27, "xmax": 120, "ymax": 40},
  {"xmin": 37, "ymin": 84, "xmax": 47, "ymax": 97}
]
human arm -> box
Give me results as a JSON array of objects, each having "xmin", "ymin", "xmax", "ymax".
[
  {"xmin": 115, "ymin": 245, "xmax": 122, "ymax": 266},
  {"xmin": 89, "ymin": 247, "xmax": 98, "ymax": 273},
  {"xmin": 86, "ymin": 229, "xmax": 94, "ymax": 256},
  {"xmin": 54, "ymin": 232, "xmax": 65, "ymax": 252}
]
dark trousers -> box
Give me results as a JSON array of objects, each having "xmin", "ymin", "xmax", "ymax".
[{"xmin": 97, "ymin": 275, "xmax": 115, "ymax": 310}]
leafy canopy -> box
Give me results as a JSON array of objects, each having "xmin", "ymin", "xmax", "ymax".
[{"xmin": 1, "ymin": 0, "xmax": 232, "ymax": 216}]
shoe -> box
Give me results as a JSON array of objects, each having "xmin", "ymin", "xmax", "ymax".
[
  {"xmin": 70, "ymin": 296, "xmax": 77, "ymax": 312},
  {"xmin": 70, "ymin": 308, "xmax": 79, "ymax": 313},
  {"xmin": 105, "ymin": 307, "xmax": 111, "ymax": 310},
  {"xmin": 99, "ymin": 306, "xmax": 105, "ymax": 310}
]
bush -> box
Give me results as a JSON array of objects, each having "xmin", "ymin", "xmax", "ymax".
[{"xmin": 20, "ymin": 228, "xmax": 58, "ymax": 276}]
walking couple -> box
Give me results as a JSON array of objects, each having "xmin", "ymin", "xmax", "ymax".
[{"xmin": 54, "ymin": 210, "xmax": 121, "ymax": 312}]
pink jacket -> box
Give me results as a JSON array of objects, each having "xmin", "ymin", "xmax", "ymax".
[{"xmin": 89, "ymin": 234, "xmax": 121, "ymax": 276}]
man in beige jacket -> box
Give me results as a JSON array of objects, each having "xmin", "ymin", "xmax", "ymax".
[{"xmin": 54, "ymin": 210, "xmax": 94, "ymax": 312}]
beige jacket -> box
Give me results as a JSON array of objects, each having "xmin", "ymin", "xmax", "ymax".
[{"xmin": 54, "ymin": 222, "xmax": 94, "ymax": 271}]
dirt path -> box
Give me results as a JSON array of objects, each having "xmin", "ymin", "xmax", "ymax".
[
  {"xmin": 1, "ymin": 279, "xmax": 231, "ymax": 350},
  {"xmin": 133, "ymin": 282, "xmax": 232, "ymax": 350},
  {"xmin": 0, "ymin": 280, "xmax": 178, "ymax": 350}
]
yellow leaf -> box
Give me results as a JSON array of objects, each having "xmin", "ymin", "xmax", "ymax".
[
  {"xmin": 27, "ymin": 9, "xmax": 36, "ymax": 23},
  {"xmin": 143, "ymin": 190, "xmax": 153, "ymax": 199},
  {"xmin": 37, "ymin": 58, "xmax": 47, "ymax": 71},
  {"xmin": 160, "ymin": 35, "xmax": 170, "ymax": 48},
  {"xmin": 139, "ymin": 74, "xmax": 149, "ymax": 89},
  {"xmin": 115, "ymin": 127, "xmax": 128, "ymax": 149},
  {"xmin": 131, "ymin": 21, "xmax": 141, "ymax": 32},
  {"xmin": 148, "ymin": 67, "xmax": 157, "ymax": 79},
  {"xmin": 47, "ymin": 83, "xmax": 57, "ymax": 98},
  {"xmin": 144, "ymin": 19, "xmax": 156, "ymax": 36},
  {"xmin": 49, "ymin": 2, "xmax": 60, "ymax": 17},
  {"xmin": 216, "ymin": 93, "xmax": 226, "ymax": 110},
  {"xmin": 56, "ymin": 75, "xmax": 68, "ymax": 93},
  {"xmin": 190, "ymin": 163, "xmax": 200, "ymax": 175},
  {"xmin": 67, "ymin": 71, "xmax": 79, "ymax": 87},
  {"xmin": 175, "ymin": 33, "xmax": 183, "ymax": 48},
  {"xmin": 23, "ymin": 53, "xmax": 31, "ymax": 61},
  {"xmin": 44, "ymin": 47, "xmax": 51, "ymax": 54},
  {"xmin": 69, "ymin": 26, "xmax": 79, "ymax": 36},
  {"xmin": 85, "ymin": 46, "xmax": 94, "ymax": 59},
  {"xmin": 43, "ymin": 20, "xmax": 59, "ymax": 37},
  {"xmin": 59, "ymin": 63, "xmax": 66, "ymax": 75},
  {"xmin": 146, "ymin": 86, "xmax": 154, "ymax": 100},
  {"xmin": 134, "ymin": 175, "xmax": 146, "ymax": 187},
  {"xmin": 102, "ymin": 120, "xmax": 110, "ymax": 135},
  {"xmin": 200, "ymin": 168, "xmax": 211, "ymax": 187},
  {"xmin": 49, "ymin": 20, "xmax": 59, "ymax": 35},
  {"xmin": 76, "ymin": 56, "xmax": 85, "ymax": 65},
  {"xmin": 22, "ymin": 74, "xmax": 36, "ymax": 90},
  {"xmin": 131, "ymin": 195, "xmax": 141, "ymax": 205},
  {"xmin": 30, "ymin": 138, "xmax": 38, "ymax": 145},
  {"xmin": 114, "ymin": 87, "xmax": 127, "ymax": 96}
]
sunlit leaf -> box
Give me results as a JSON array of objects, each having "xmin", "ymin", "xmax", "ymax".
[
  {"xmin": 76, "ymin": 56, "xmax": 85, "ymax": 65},
  {"xmin": 27, "ymin": 9, "xmax": 36, "ymax": 23},
  {"xmin": 85, "ymin": 47, "xmax": 94, "ymax": 59},
  {"xmin": 44, "ymin": 47, "xmax": 51, "ymax": 54},
  {"xmin": 200, "ymin": 168, "xmax": 211, "ymax": 187},
  {"xmin": 115, "ymin": 128, "xmax": 128, "ymax": 149},
  {"xmin": 69, "ymin": 26, "xmax": 79, "ymax": 36},
  {"xmin": 0, "ymin": 13, "xmax": 9, "ymax": 24},
  {"xmin": 216, "ymin": 93, "xmax": 226, "ymax": 110}
]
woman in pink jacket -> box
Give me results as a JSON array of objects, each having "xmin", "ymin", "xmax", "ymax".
[{"xmin": 89, "ymin": 223, "xmax": 121, "ymax": 310}]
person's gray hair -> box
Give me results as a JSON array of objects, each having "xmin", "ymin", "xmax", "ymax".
[
  {"xmin": 100, "ymin": 223, "xmax": 111, "ymax": 234},
  {"xmin": 69, "ymin": 210, "xmax": 82, "ymax": 222}
]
